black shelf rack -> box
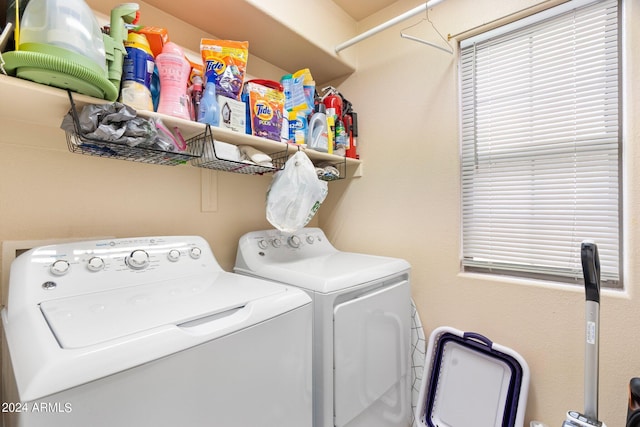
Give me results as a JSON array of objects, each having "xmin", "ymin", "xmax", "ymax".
[
  {"xmin": 188, "ymin": 125, "xmax": 289, "ymax": 175},
  {"xmin": 64, "ymin": 91, "xmax": 200, "ymax": 166},
  {"xmin": 63, "ymin": 91, "xmax": 347, "ymax": 179}
]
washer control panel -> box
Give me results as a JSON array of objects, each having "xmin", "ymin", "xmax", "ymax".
[
  {"xmin": 39, "ymin": 238, "xmax": 206, "ymax": 277},
  {"xmin": 7, "ymin": 236, "xmax": 219, "ymax": 309}
]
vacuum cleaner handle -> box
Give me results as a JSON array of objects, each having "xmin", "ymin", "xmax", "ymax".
[
  {"xmin": 563, "ymin": 242, "xmax": 605, "ymax": 427},
  {"xmin": 581, "ymin": 241, "xmax": 601, "ymax": 421},
  {"xmin": 581, "ymin": 242, "xmax": 601, "ymax": 303}
]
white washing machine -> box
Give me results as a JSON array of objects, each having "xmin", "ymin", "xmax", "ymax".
[
  {"xmin": 234, "ymin": 227, "xmax": 412, "ymax": 427},
  {"xmin": 1, "ymin": 236, "xmax": 312, "ymax": 427}
]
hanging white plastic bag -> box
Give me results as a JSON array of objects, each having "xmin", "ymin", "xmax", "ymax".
[{"xmin": 266, "ymin": 150, "xmax": 328, "ymax": 233}]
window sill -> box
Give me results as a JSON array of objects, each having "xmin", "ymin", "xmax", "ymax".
[{"xmin": 456, "ymin": 271, "xmax": 629, "ymax": 299}]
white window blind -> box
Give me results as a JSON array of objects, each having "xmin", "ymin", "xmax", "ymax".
[{"xmin": 460, "ymin": 0, "xmax": 621, "ymax": 286}]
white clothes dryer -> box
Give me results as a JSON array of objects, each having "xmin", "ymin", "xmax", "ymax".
[
  {"xmin": 234, "ymin": 227, "xmax": 412, "ymax": 427},
  {"xmin": 1, "ymin": 236, "xmax": 312, "ymax": 427}
]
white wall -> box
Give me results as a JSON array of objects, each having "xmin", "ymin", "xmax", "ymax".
[{"xmin": 321, "ymin": 0, "xmax": 640, "ymax": 425}]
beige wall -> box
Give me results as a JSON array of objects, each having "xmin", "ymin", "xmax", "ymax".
[
  {"xmin": 323, "ymin": 0, "xmax": 639, "ymax": 426},
  {"xmin": 1, "ymin": 0, "xmax": 637, "ymax": 426}
]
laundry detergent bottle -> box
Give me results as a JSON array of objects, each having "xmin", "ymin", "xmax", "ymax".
[
  {"xmin": 120, "ymin": 32, "xmax": 154, "ymax": 111},
  {"xmin": 307, "ymin": 103, "xmax": 329, "ymax": 152},
  {"xmin": 155, "ymin": 42, "xmax": 191, "ymax": 120}
]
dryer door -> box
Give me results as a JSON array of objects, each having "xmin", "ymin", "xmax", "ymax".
[{"xmin": 333, "ymin": 279, "xmax": 411, "ymax": 427}]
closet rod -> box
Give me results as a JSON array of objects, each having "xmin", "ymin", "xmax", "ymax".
[{"xmin": 335, "ymin": 0, "xmax": 447, "ymax": 53}]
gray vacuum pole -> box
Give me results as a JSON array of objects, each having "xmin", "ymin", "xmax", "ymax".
[{"xmin": 581, "ymin": 242, "xmax": 601, "ymax": 421}]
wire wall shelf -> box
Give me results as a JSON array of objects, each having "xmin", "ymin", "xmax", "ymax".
[
  {"xmin": 189, "ymin": 125, "xmax": 288, "ymax": 175},
  {"xmin": 64, "ymin": 91, "xmax": 200, "ymax": 166},
  {"xmin": 65, "ymin": 132, "xmax": 199, "ymax": 166},
  {"xmin": 61, "ymin": 91, "xmax": 350, "ymax": 179}
]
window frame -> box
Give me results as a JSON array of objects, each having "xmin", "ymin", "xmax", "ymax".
[{"xmin": 458, "ymin": 0, "xmax": 623, "ymax": 288}]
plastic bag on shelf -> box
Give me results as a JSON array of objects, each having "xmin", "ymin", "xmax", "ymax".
[
  {"xmin": 60, "ymin": 102, "xmax": 154, "ymax": 147},
  {"xmin": 266, "ymin": 151, "xmax": 328, "ymax": 233},
  {"xmin": 61, "ymin": 103, "xmax": 188, "ymax": 152}
]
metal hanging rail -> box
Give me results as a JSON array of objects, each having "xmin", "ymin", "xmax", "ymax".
[{"xmin": 334, "ymin": 0, "xmax": 448, "ymax": 53}]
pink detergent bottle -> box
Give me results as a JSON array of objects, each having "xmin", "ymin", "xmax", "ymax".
[{"xmin": 155, "ymin": 42, "xmax": 191, "ymax": 120}]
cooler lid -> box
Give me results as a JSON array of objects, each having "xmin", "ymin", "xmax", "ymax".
[
  {"xmin": 40, "ymin": 272, "xmax": 289, "ymax": 349},
  {"xmin": 417, "ymin": 327, "xmax": 529, "ymax": 427}
]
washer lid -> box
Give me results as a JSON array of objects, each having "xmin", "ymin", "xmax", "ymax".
[
  {"xmin": 239, "ymin": 252, "xmax": 410, "ymax": 293},
  {"xmin": 40, "ymin": 271, "xmax": 288, "ymax": 349}
]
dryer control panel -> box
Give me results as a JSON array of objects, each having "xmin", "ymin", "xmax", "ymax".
[
  {"xmin": 236, "ymin": 227, "xmax": 337, "ymax": 264},
  {"xmin": 234, "ymin": 226, "xmax": 412, "ymax": 297},
  {"xmin": 6, "ymin": 236, "xmax": 220, "ymax": 313}
]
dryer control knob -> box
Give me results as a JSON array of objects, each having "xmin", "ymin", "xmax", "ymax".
[
  {"xmin": 87, "ymin": 256, "xmax": 105, "ymax": 272},
  {"xmin": 126, "ymin": 250, "xmax": 150, "ymax": 270},
  {"xmin": 306, "ymin": 235, "xmax": 315, "ymax": 244},
  {"xmin": 167, "ymin": 249, "xmax": 181, "ymax": 262},
  {"xmin": 288, "ymin": 235, "xmax": 301, "ymax": 248},
  {"xmin": 189, "ymin": 247, "xmax": 202, "ymax": 259},
  {"xmin": 272, "ymin": 239, "xmax": 282, "ymax": 248},
  {"xmin": 258, "ymin": 239, "xmax": 268, "ymax": 250},
  {"xmin": 50, "ymin": 260, "xmax": 70, "ymax": 276}
]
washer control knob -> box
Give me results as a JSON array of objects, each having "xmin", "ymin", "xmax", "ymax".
[
  {"xmin": 87, "ymin": 256, "xmax": 105, "ymax": 272},
  {"xmin": 306, "ymin": 235, "xmax": 315, "ymax": 244},
  {"xmin": 167, "ymin": 249, "xmax": 181, "ymax": 262},
  {"xmin": 272, "ymin": 239, "xmax": 282, "ymax": 248},
  {"xmin": 50, "ymin": 260, "xmax": 70, "ymax": 276},
  {"xmin": 288, "ymin": 235, "xmax": 301, "ymax": 248},
  {"xmin": 189, "ymin": 247, "xmax": 202, "ymax": 259},
  {"xmin": 257, "ymin": 239, "xmax": 268, "ymax": 250},
  {"xmin": 126, "ymin": 250, "xmax": 150, "ymax": 270}
]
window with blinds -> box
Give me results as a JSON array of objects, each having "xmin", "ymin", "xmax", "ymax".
[{"xmin": 460, "ymin": 0, "xmax": 621, "ymax": 286}]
